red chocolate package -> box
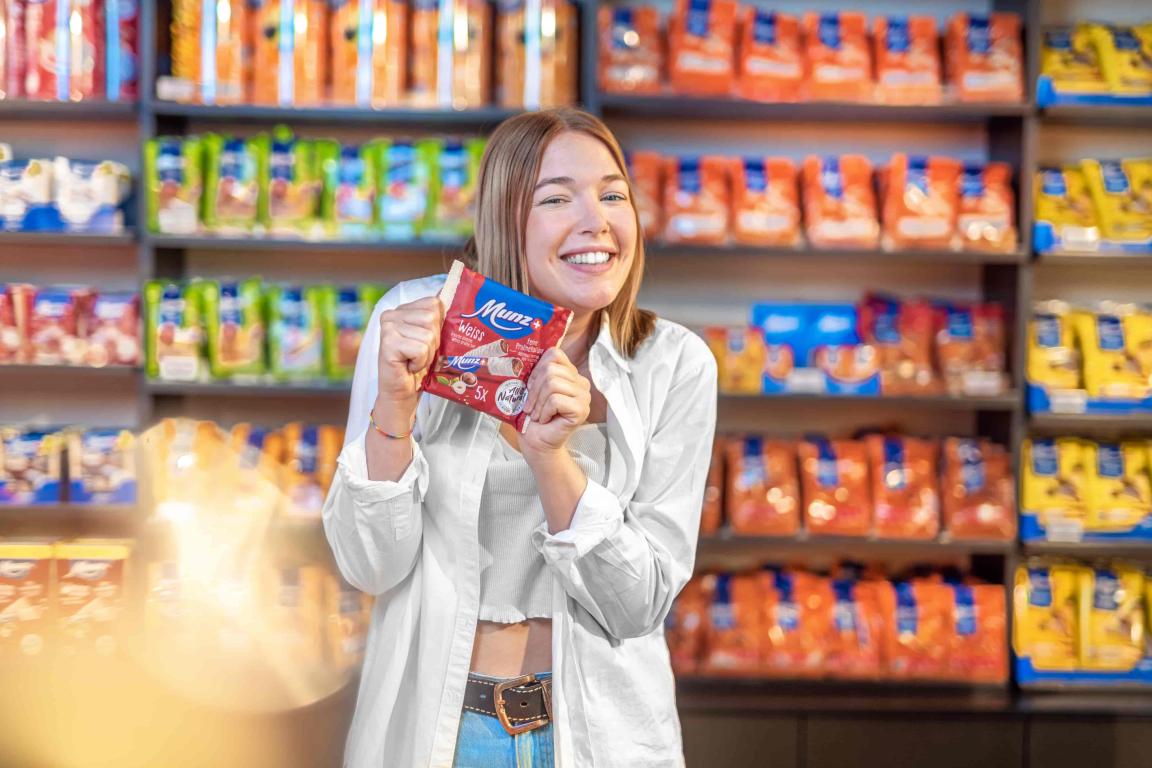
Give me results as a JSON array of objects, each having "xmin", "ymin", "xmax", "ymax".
[
  {"xmin": 25, "ymin": 285, "xmax": 94, "ymax": 365},
  {"xmin": 423, "ymin": 261, "xmax": 573, "ymax": 431},
  {"xmin": 85, "ymin": 291, "xmax": 140, "ymax": 367},
  {"xmin": 24, "ymin": 0, "xmax": 102, "ymax": 101},
  {"xmin": 2, "ymin": 0, "xmax": 28, "ymax": 100},
  {"xmin": 934, "ymin": 301, "xmax": 1007, "ymax": 396},
  {"xmin": 0, "ymin": 285, "xmax": 26, "ymax": 363},
  {"xmin": 860, "ymin": 295, "xmax": 940, "ymax": 396}
]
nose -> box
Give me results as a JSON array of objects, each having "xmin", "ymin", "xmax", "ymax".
[{"xmin": 577, "ymin": 193, "xmax": 610, "ymax": 236}]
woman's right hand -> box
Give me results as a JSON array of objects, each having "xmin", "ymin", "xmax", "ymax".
[{"xmin": 375, "ymin": 296, "xmax": 444, "ymax": 427}]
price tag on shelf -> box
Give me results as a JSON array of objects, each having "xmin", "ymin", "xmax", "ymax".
[
  {"xmin": 1045, "ymin": 517, "xmax": 1085, "ymax": 543},
  {"xmin": 787, "ymin": 370, "xmax": 826, "ymax": 394},
  {"xmin": 961, "ymin": 371, "xmax": 1006, "ymax": 397},
  {"xmin": 1048, "ymin": 389, "xmax": 1088, "ymax": 414}
]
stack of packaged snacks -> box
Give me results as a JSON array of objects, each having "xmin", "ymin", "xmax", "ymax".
[
  {"xmin": 0, "ymin": 283, "xmax": 140, "ymax": 368},
  {"xmin": 703, "ymin": 433, "xmax": 1015, "ymax": 541},
  {"xmin": 0, "ymin": 426, "xmax": 136, "ymax": 506},
  {"xmin": 668, "ymin": 563, "xmax": 1006, "ymax": 683},
  {"xmin": 0, "ymin": 145, "xmax": 130, "ymax": 234},
  {"xmin": 1033, "ymin": 158, "xmax": 1152, "ymax": 255},
  {"xmin": 144, "ymin": 132, "xmax": 486, "ymax": 241},
  {"xmin": 601, "ymin": 7, "xmax": 1023, "ymax": 105},
  {"xmin": 0, "ymin": 427, "xmax": 64, "ymax": 504},
  {"xmin": 1039, "ymin": 21, "xmax": 1152, "ymax": 105}
]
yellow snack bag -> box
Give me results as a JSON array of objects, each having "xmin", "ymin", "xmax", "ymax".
[
  {"xmin": 1014, "ymin": 561, "xmax": 1080, "ymax": 671},
  {"xmin": 1089, "ymin": 24, "xmax": 1152, "ymax": 97},
  {"xmin": 1028, "ymin": 300, "xmax": 1080, "ymax": 390},
  {"xmin": 1080, "ymin": 566, "xmax": 1145, "ymax": 671},
  {"xmin": 1081, "ymin": 159, "xmax": 1152, "ymax": 243},
  {"xmin": 1073, "ymin": 305, "xmax": 1150, "ymax": 400},
  {"xmin": 1085, "ymin": 441, "xmax": 1152, "ymax": 533},
  {"xmin": 1034, "ymin": 166, "xmax": 1100, "ymax": 249},
  {"xmin": 1022, "ymin": 438, "xmax": 1089, "ymax": 530},
  {"xmin": 1041, "ymin": 25, "xmax": 1108, "ymax": 95}
]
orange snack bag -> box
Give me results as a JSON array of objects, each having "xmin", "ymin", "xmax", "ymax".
[
  {"xmin": 941, "ymin": 437, "xmax": 1015, "ymax": 540},
  {"xmin": 598, "ymin": 5, "xmax": 663, "ymax": 94},
  {"xmin": 883, "ymin": 580, "xmax": 951, "ymax": 679},
  {"xmin": 736, "ymin": 9, "xmax": 802, "ymax": 102},
  {"xmin": 725, "ymin": 436, "xmax": 799, "ymax": 536},
  {"xmin": 873, "ymin": 16, "xmax": 941, "ymax": 104},
  {"xmin": 946, "ymin": 13, "xmax": 1023, "ymax": 102},
  {"xmin": 626, "ymin": 150, "xmax": 664, "ymax": 240},
  {"xmin": 704, "ymin": 572, "xmax": 763, "ymax": 672},
  {"xmin": 803, "ymin": 12, "xmax": 872, "ymax": 102},
  {"xmin": 826, "ymin": 578, "xmax": 885, "ymax": 679},
  {"xmin": 453, "ymin": 0, "xmax": 494, "ymax": 109},
  {"xmin": 497, "ymin": 0, "xmax": 577, "ymax": 109},
  {"xmin": 802, "ymin": 155, "xmax": 879, "ymax": 249},
  {"xmin": 171, "ymin": 0, "xmax": 252, "ymax": 104},
  {"xmin": 700, "ymin": 437, "xmax": 725, "ymax": 535},
  {"xmin": 881, "ymin": 154, "xmax": 961, "ymax": 251},
  {"xmin": 663, "ymin": 156, "xmax": 730, "ymax": 245},
  {"xmin": 860, "ymin": 295, "xmax": 940, "ymax": 396},
  {"xmin": 866, "ymin": 435, "xmax": 941, "ymax": 540},
  {"xmin": 957, "ymin": 163, "xmax": 1017, "ymax": 253},
  {"xmin": 731, "ymin": 157, "xmax": 801, "ymax": 247},
  {"xmin": 934, "ymin": 302, "xmax": 1007, "ymax": 396},
  {"xmin": 667, "ymin": 576, "xmax": 710, "ymax": 674},
  {"xmin": 409, "ymin": 0, "xmax": 439, "ymax": 105},
  {"xmin": 668, "ymin": 0, "xmax": 737, "ymax": 96},
  {"xmin": 946, "ymin": 583, "xmax": 1007, "ymax": 683},
  {"xmin": 251, "ymin": 0, "xmax": 329, "ymax": 106},
  {"xmin": 799, "ymin": 437, "xmax": 872, "ymax": 537},
  {"xmin": 330, "ymin": 0, "xmax": 408, "ymax": 107},
  {"xmin": 703, "ymin": 326, "xmax": 766, "ymax": 395},
  {"xmin": 761, "ymin": 568, "xmax": 830, "ymax": 677}
]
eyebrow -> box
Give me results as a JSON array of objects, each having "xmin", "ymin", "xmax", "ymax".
[{"xmin": 533, "ymin": 174, "xmax": 628, "ymax": 191}]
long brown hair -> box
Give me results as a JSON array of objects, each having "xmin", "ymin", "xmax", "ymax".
[{"xmin": 462, "ymin": 108, "xmax": 656, "ymax": 358}]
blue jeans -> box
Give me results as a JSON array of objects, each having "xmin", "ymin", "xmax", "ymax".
[{"xmin": 452, "ymin": 673, "xmax": 555, "ymax": 768}]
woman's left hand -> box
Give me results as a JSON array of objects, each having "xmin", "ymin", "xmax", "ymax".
[{"xmin": 520, "ymin": 347, "xmax": 591, "ymax": 456}]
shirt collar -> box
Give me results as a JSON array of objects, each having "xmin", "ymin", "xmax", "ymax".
[{"xmin": 592, "ymin": 314, "xmax": 631, "ymax": 374}]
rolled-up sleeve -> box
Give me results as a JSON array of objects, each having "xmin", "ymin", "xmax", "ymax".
[{"xmin": 532, "ymin": 337, "xmax": 718, "ymax": 640}]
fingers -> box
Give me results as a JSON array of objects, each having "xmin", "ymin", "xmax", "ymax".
[
  {"xmin": 534, "ymin": 391, "xmax": 590, "ymax": 426},
  {"xmin": 525, "ymin": 355, "xmax": 589, "ymax": 417}
]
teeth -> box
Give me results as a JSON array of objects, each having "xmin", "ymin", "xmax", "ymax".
[{"xmin": 563, "ymin": 251, "xmax": 612, "ymax": 265}]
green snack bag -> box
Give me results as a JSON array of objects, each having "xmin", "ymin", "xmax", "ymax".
[
  {"xmin": 425, "ymin": 137, "xmax": 485, "ymax": 240},
  {"xmin": 145, "ymin": 136, "xmax": 203, "ymax": 235},
  {"xmin": 377, "ymin": 139, "xmax": 435, "ymax": 241},
  {"xmin": 268, "ymin": 284, "xmax": 326, "ymax": 381},
  {"xmin": 322, "ymin": 284, "xmax": 380, "ymax": 381},
  {"xmin": 264, "ymin": 125, "xmax": 327, "ymax": 238},
  {"xmin": 202, "ymin": 132, "xmax": 266, "ymax": 234},
  {"xmin": 323, "ymin": 140, "xmax": 380, "ymax": 239},
  {"xmin": 144, "ymin": 280, "xmax": 206, "ymax": 382},
  {"xmin": 203, "ymin": 277, "xmax": 267, "ymax": 379}
]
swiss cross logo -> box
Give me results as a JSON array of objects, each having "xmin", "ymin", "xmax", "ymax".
[{"xmin": 531, "ymin": 319, "xmax": 542, "ymax": 331}]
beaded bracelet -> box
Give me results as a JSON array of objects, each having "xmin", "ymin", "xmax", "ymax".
[{"xmin": 369, "ymin": 408, "xmax": 414, "ymax": 440}]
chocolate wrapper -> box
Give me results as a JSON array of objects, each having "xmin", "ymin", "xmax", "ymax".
[{"xmin": 422, "ymin": 261, "xmax": 572, "ymax": 431}]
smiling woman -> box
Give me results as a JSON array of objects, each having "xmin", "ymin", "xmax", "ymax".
[{"xmin": 321, "ymin": 108, "xmax": 717, "ymax": 768}]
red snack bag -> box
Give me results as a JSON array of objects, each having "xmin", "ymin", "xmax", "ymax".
[
  {"xmin": 946, "ymin": 13, "xmax": 1023, "ymax": 103},
  {"xmin": 873, "ymin": 16, "xmax": 941, "ymax": 105},
  {"xmin": 0, "ymin": 285, "xmax": 27, "ymax": 363},
  {"xmin": 934, "ymin": 302, "xmax": 1007, "ymax": 396},
  {"xmin": 24, "ymin": 0, "xmax": 102, "ymax": 101},
  {"xmin": 85, "ymin": 291, "xmax": 140, "ymax": 367},
  {"xmin": 731, "ymin": 156, "xmax": 801, "ymax": 247},
  {"xmin": 598, "ymin": 5, "xmax": 663, "ymax": 95},
  {"xmin": 626, "ymin": 150, "xmax": 664, "ymax": 241},
  {"xmin": 802, "ymin": 155, "xmax": 879, "ymax": 249},
  {"xmin": 860, "ymin": 295, "xmax": 939, "ymax": 396},
  {"xmin": 799, "ymin": 437, "xmax": 872, "ymax": 536},
  {"xmin": 941, "ymin": 437, "xmax": 1015, "ymax": 540},
  {"xmin": 945, "ymin": 582, "xmax": 1007, "ymax": 683},
  {"xmin": 422, "ymin": 260, "xmax": 573, "ymax": 431},
  {"xmin": 881, "ymin": 580, "xmax": 951, "ymax": 680},
  {"xmin": 104, "ymin": 0, "xmax": 138, "ymax": 101},
  {"xmin": 2, "ymin": 0, "xmax": 28, "ymax": 100},
  {"xmin": 761, "ymin": 568, "xmax": 830, "ymax": 676},
  {"xmin": 663, "ymin": 155, "xmax": 730, "ymax": 245},
  {"xmin": 725, "ymin": 435, "xmax": 799, "ymax": 536},
  {"xmin": 703, "ymin": 571, "xmax": 763, "ymax": 672},
  {"xmin": 958, "ymin": 162, "xmax": 1017, "ymax": 253},
  {"xmin": 25, "ymin": 285, "xmax": 94, "ymax": 366},
  {"xmin": 736, "ymin": 8, "xmax": 802, "ymax": 102},
  {"xmin": 826, "ymin": 578, "xmax": 885, "ymax": 679},
  {"xmin": 880, "ymin": 154, "xmax": 961, "ymax": 251},
  {"xmin": 667, "ymin": 575, "xmax": 710, "ymax": 674},
  {"xmin": 865, "ymin": 434, "xmax": 940, "ymax": 540},
  {"xmin": 803, "ymin": 12, "xmax": 872, "ymax": 102},
  {"xmin": 700, "ymin": 436, "xmax": 725, "ymax": 535},
  {"xmin": 668, "ymin": 0, "xmax": 736, "ymax": 96}
]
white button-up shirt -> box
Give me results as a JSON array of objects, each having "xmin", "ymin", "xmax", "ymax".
[{"xmin": 322, "ymin": 274, "xmax": 718, "ymax": 767}]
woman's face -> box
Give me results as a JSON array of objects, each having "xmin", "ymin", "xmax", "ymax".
[{"xmin": 524, "ymin": 131, "xmax": 637, "ymax": 319}]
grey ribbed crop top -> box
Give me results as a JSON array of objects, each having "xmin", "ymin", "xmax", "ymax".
[{"xmin": 477, "ymin": 424, "xmax": 616, "ymax": 623}]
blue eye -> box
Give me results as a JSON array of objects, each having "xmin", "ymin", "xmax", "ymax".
[
  {"xmin": 539, "ymin": 196, "xmax": 566, "ymax": 206},
  {"xmin": 603, "ymin": 192, "xmax": 628, "ymax": 202}
]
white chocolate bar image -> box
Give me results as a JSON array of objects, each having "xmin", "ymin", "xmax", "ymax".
[
  {"xmin": 485, "ymin": 357, "xmax": 524, "ymax": 377},
  {"xmin": 463, "ymin": 339, "xmax": 509, "ymax": 358}
]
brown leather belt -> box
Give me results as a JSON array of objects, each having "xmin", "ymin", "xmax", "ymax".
[{"xmin": 463, "ymin": 673, "xmax": 552, "ymax": 736}]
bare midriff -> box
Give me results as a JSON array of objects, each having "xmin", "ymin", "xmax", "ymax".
[{"xmin": 470, "ymin": 619, "xmax": 553, "ymax": 677}]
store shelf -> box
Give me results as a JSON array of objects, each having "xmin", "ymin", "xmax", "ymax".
[
  {"xmin": 648, "ymin": 242, "xmax": 1027, "ymax": 264},
  {"xmin": 600, "ymin": 94, "xmax": 1032, "ymax": 123},
  {"xmin": 697, "ymin": 531, "xmax": 1014, "ymax": 556},
  {"xmin": 1022, "ymin": 540, "xmax": 1152, "ymax": 559},
  {"xmin": 0, "ymin": 100, "xmax": 138, "ymax": 120},
  {"xmin": 149, "ymin": 101, "xmax": 520, "ymax": 128},
  {"xmin": 0, "ymin": 503, "xmax": 138, "ymax": 537},
  {"xmin": 1037, "ymin": 253, "xmax": 1152, "ymax": 267},
  {"xmin": 0, "ymin": 364, "xmax": 141, "ymax": 380},
  {"xmin": 1029, "ymin": 412, "xmax": 1152, "ymax": 436},
  {"xmin": 0, "ymin": 231, "xmax": 136, "ymax": 247},
  {"xmin": 145, "ymin": 233, "xmax": 464, "ymax": 253},
  {"xmin": 1017, "ymin": 690, "xmax": 1152, "ymax": 714},
  {"xmin": 1039, "ymin": 104, "xmax": 1152, "ymax": 128},
  {"xmin": 721, "ymin": 392, "xmax": 1021, "ymax": 411},
  {"xmin": 145, "ymin": 379, "xmax": 352, "ymax": 398}
]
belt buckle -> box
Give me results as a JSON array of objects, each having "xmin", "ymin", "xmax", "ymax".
[{"xmin": 493, "ymin": 674, "xmax": 548, "ymax": 737}]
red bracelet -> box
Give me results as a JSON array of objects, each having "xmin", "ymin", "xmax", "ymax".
[{"xmin": 369, "ymin": 408, "xmax": 415, "ymax": 440}]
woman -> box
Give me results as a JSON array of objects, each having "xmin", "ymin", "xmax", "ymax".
[{"xmin": 322, "ymin": 108, "xmax": 717, "ymax": 768}]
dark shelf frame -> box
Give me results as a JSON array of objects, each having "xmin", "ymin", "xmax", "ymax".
[
  {"xmin": 0, "ymin": 100, "xmax": 138, "ymax": 120},
  {"xmin": 145, "ymin": 233, "xmax": 465, "ymax": 253},
  {"xmin": 148, "ymin": 100, "xmax": 522, "ymax": 129},
  {"xmin": 648, "ymin": 242, "xmax": 1029, "ymax": 264},
  {"xmin": 0, "ymin": 231, "xmax": 136, "ymax": 247},
  {"xmin": 1022, "ymin": 540, "xmax": 1152, "ymax": 559},
  {"xmin": 1039, "ymin": 105, "xmax": 1152, "ymax": 129},
  {"xmin": 720, "ymin": 392, "xmax": 1022, "ymax": 411},
  {"xmin": 1028, "ymin": 412, "xmax": 1152, "ymax": 436},
  {"xmin": 1036, "ymin": 253, "xmax": 1152, "ymax": 267},
  {"xmin": 145, "ymin": 379, "xmax": 353, "ymax": 398},
  {"xmin": 698, "ymin": 531, "xmax": 1015, "ymax": 556}
]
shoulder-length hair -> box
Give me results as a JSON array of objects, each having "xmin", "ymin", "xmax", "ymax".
[{"xmin": 461, "ymin": 108, "xmax": 656, "ymax": 358}]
